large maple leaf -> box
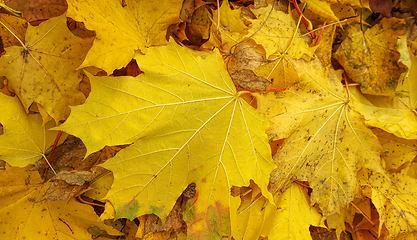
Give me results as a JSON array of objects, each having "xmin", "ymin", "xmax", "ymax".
[
  {"xmin": 66, "ymin": 0, "xmax": 183, "ymax": 73},
  {"xmin": 57, "ymin": 40, "xmax": 276, "ymax": 238},
  {"xmin": 256, "ymin": 57, "xmax": 386, "ymax": 216}
]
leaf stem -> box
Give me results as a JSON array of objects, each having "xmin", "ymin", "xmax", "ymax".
[
  {"xmin": 239, "ymin": 87, "xmax": 286, "ymax": 96},
  {"xmin": 0, "ymin": 19, "xmax": 27, "ymax": 50},
  {"xmin": 217, "ymin": 0, "xmax": 221, "ymax": 36},
  {"xmin": 282, "ymin": 3, "xmax": 306, "ymax": 55},
  {"xmin": 350, "ymin": 201, "xmax": 375, "ymax": 225},
  {"xmin": 292, "ymin": 0, "xmax": 315, "ymax": 39},
  {"xmin": 42, "ymin": 131, "xmax": 63, "ymax": 177},
  {"xmin": 314, "ymin": 18, "xmax": 327, "ymax": 46},
  {"xmin": 52, "ymin": 131, "xmax": 63, "ymax": 150},
  {"xmin": 294, "ymin": 180, "xmax": 310, "ymax": 188}
]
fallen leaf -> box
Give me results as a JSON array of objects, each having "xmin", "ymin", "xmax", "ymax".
[
  {"xmin": 349, "ymin": 87, "xmax": 417, "ymax": 140},
  {"xmin": 248, "ymin": 5, "xmax": 316, "ymax": 60},
  {"xmin": 55, "ymin": 170, "xmax": 96, "ymax": 186},
  {"xmin": 32, "ymin": 135, "xmax": 125, "ymax": 171},
  {"xmin": 231, "ymin": 69, "xmax": 271, "ymax": 91},
  {"xmin": 227, "ymin": 42, "xmax": 272, "ymax": 91},
  {"xmin": 373, "ymin": 128, "xmax": 417, "ymax": 173},
  {"xmin": 66, "ymin": 0, "xmax": 183, "ymax": 73},
  {"xmin": 396, "ymin": 38, "xmax": 417, "ymax": 117},
  {"xmin": 218, "ymin": 0, "xmax": 247, "ymax": 34},
  {"xmin": 299, "ymin": 0, "xmax": 339, "ymax": 22},
  {"xmin": 0, "ymin": 13, "xmax": 92, "ymax": 123},
  {"xmin": 200, "ymin": 0, "xmax": 249, "ymax": 52},
  {"xmin": 256, "ymin": 57, "xmax": 386, "ymax": 216},
  {"xmin": 254, "ymin": 55, "xmax": 300, "ymax": 89},
  {"xmin": 334, "ymin": 18, "xmax": 407, "ymax": 96},
  {"xmin": 0, "ymin": 93, "xmax": 60, "ymax": 167},
  {"xmin": 3, "ymin": 0, "xmax": 67, "ymax": 23},
  {"xmin": 315, "ymin": 24, "xmax": 336, "ymax": 66},
  {"xmin": 369, "ymin": 172, "xmax": 417, "ymax": 239},
  {"xmin": 57, "ymin": 40, "xmax": 276, "ymax": 238},
  {"xmin": 0, "ymin": 164, "xmax": 122, "ymax": 239},
  {"xmin": 183, "ymin": 5, "xmax": 211, "ymax": 46},
  {"xmin": 233, "ymin": 181, "xmax": 323, "ymax": 239},
  {"xmin": 37, "ymin": 179, "xmax": 85, "ymax": 201}
]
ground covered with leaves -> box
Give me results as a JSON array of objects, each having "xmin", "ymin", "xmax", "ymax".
[{"xmin": 0, "ymin": 0, "xmax": 417, "ymax": 239}]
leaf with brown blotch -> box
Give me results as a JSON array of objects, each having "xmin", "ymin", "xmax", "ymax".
[{"xmin": 0, "ymin": 13, "xmax": 92, "ymax": 123}]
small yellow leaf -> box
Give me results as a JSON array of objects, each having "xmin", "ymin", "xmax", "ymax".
[
  {"xmin": 0, "ymin": 13, "xmax": 91, "ymax": 123},
  {"xmin": 334, "ymin": 18, "xmax": 407, "ymax": 96},
  {"xmin": 373, "ymin": 128, "xmax": 417, "ymax": 173},
  {"xmin": 0, "ymin": 164, "xmax": 122, "ymax": 239},
  {"xmin": 233, "ymin": 182, "xmax": 323, "ymax": 240},
  {"xmin": 350, "ymin": 87, "xmax": 417, "ymax": 139},
  {"xmin": 248, "ymin": 5, "xmax": 316, "ymax": 60},
  {"xmin": 0, "ymin": 93, "xmax": 59, "ymax": 167},
  {"xmin": 300, "ymin": 0, "xmax": 339, "ymax": 21},
  {"xmin": 67, "ymin": 0, "xmax": 183, "ymax": 73},
  {"xmin": 370, "ymin": 172, "xmax": 417, "ymax": 239},
  {"xmin": 219, "ymin": 1, "xmax": 247, "ymax": 34}
]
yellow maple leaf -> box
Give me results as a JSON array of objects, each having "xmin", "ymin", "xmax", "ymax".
[
  {"xmin": 373, "ymin": 128, "xmax": 417, "ymax": 173},
  {"xmin": 248, "ymin": 5, "xmax": 316, "ymax": 60},
  {"xmin": 0, "ymin": 164, "xmax": 122, "ymax": 239},
  {"xmin": 256, "ymin": 57, "xmax": 386, "ymax": 216},
  {"xmin": 0, "ymin": 93, "xmax": 60, "ymax": 167},
  {"xmin": 219, "ymin": 0, "xmax": 247, "ymax": 34},
  {"xmin": 334, "ymin": 18, "xmax": 407, "ymax": 96},
  {"xmin": 56, "ymin": 40, "xmax": 276, "ymax": 238},
  {"xmin": 350, "ymin": 87, "xmax": 417, "ymax": 140},
  {"xmin": 201, "ymin": 0, "xmax": 248, "ymax": 52},
  {"xmin": 369, "ymin": 172, "xmax": 417, "ymax": 239},
  {"xmin": 0, "ymin": 13, "xmax": 91, "ymax": 123},
  {"xmin": 233, "ymin": 182, "xmax": 323, "ymax": 240},
  {"xmin": 300, "ymin": 0, "xmax": 339, "ymax": 21},
  {"xmin": 66, "ymin": 0, "xmax": 182, "ymax": 73},
  {"xmin": 348, "ymin": 39, "xmax": 417, "ymax": 140}
]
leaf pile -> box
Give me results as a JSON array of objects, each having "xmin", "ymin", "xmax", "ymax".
[{"xmin": 1, "ymin": 0, "xmax": 417, "ymax": 239}]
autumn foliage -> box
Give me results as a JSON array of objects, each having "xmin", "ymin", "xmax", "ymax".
[{"xmin": 1, "ymin": 0, "xmax": 417, "ymax": 239}]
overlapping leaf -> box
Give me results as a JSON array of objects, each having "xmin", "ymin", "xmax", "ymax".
[
  {"xmin": 0, "ymin": 93, "xmax": 60, "ymax": 167},
  {"xmin": 0, "ymin": 164, "xmax": 122, "ymax": 239},
  {"xmin": 373, "ymin": 128, "xmax": 417, "ymax": 173},
  {"xmin": 334, "ymin": 18, "xmax": 407, "ymax": 96},
  {"xmin": 0, "ymin": 13, "xmax": 91, "ymax": 123},
  {"xmin": 66, "ymin": 0, "xmax": 183, "ymax": 73},
  {"xmin": 248, "ymin": 5, "xmax": 316, "ymax": 60},
  {"xmin": 256, "ymin": 57, "xmax": 386, "ymax": 216},
  {"xmin": 57, "ymin": 40, "xmax": 276, "ymax": 238},
  {"xmin": 233, "ymin": 182, "xmax": 322, "ymax": 240},
  {"xmin": 370, "ymin": 172, "xmax": 417, "ymax": 239}
]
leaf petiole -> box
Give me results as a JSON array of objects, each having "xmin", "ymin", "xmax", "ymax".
[{"xmin": 239, "ymin": 87, "xmax": 286, "ymax": 96}]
